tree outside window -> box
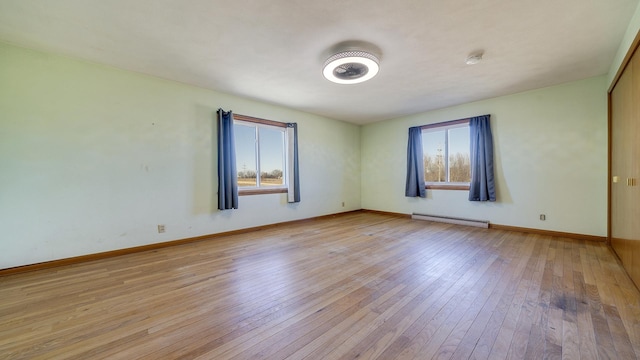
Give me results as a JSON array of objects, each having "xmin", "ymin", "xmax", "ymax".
[
  {"xmin": 422, "ymin": 123, "xmax": 470, "ymax": 184},
  {"xmin": 234, "ymin": 121, "xmax": 286, "ymax": 189}
]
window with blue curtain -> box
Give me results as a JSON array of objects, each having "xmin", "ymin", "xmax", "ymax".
[
  {"xmin": 230, "ymin": 113, "xmax": 300, "ymax": 203},
  {"xmin": 405, "ymin": 114, "xmax": 495, "ymax": 201}
]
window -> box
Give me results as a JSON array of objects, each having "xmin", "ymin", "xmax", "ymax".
[
  {"xmin": 422, "ymin": 120, "xmax": 470, "ymax": 189},
  {"xmin": 233, "ymin": 114, "xmax": 288, "ymax": 195}
]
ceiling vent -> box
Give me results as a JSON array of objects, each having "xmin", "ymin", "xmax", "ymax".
[{"xmin": 465, "ymin": 52, "xmax": 484, "ymax": 65}]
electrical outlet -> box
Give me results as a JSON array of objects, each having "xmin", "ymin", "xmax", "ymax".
[
  {"xmin": 539, "ymin": 214, "xmax": 546, "ymax": 221},
  {"xmin": 342, "ymin": 202, "xmax": 345, "ymax": 207},
  {"xmin": 157, "ymin": 224, "xmax": 165, "ymax": 233}
]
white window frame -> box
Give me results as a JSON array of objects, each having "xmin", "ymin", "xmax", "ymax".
[
  {"xmin": 234, "ymin": 118, "xmax": 288, "ymax": 194},
  {"xmin": 422, "ymin": 120, "xmax": 470, "ymax": 189}
]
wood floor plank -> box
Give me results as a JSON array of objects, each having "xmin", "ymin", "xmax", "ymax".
[
  {"xmin": 391, "ymin": 254, "xmax": 503, "ymax": 359},
  {"xmin": 465, "ymin": 232, "xmax": 536, "ymax": 360},
  {"xmin": 188, "ymin": 222, "xmax": 462, "ymax": 356},
  {"xmin": 505, "ymin": 236, "xmax": 551, "ymax": 359},
  {"xmin": 280, "ymin": 229, "xmax": 485, "ymax": 360},
  {"xmin": 573, "ymin": 267, "xmax": 599, "ymax": 360},
  {"xmin": 331, "ymin": 232, "xmax": 499, "ymax": 360},
  {"xmin": 445, "ymin": 232, "xmax": 527, "ymax": 360},
  {"xmin": 524, "ymin": 238, "xmax": 557, "ymax": 360},
  {"xmin": 607, "ymin": 281, "xmax": 640, "ymax": 356},
  {"xmin": 161, "ymin": 218, "xmax": 444, "ymax": 355},
  {"xmin": 293, "ymin": 231, "xmax": 491, "ymax": 360},
  {"xmin": 1, "ymin": 212, "xmax": 639, "ymax": 359}
]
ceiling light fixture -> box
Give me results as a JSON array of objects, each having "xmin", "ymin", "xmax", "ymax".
[
  {"xmin": 465, "ymin": 52, "xmax": 484, "ymax": 65},
  {"xmin": 323, "ymin": 50, "xmax": 380, "ymax": 84}
]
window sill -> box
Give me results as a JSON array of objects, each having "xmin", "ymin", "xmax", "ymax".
[
  {"xmin": 239, "ymin": 188, "xmax": 288, "ymax": 196},
  {"xmin": 426, "ymin": 184, "xmax": 470, "ymax": 191}
]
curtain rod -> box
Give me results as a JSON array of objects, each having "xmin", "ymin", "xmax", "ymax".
[{"xmin": 417, "ymin": 114, "xmax": 490, "ymax": 130}]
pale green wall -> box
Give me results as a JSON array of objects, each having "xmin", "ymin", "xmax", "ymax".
[
  {"xmin": 0, "ymin": 42, "xmax": 361, "ymax": 269},
  {"xmin": 0, "ymin": 39, "xmax": 612, "ymax": 269},
  {"xmin": 361, "ymin": 76, "xmax": 608, "ymax": 236},
  {"xmin": 608, "ymin": 1, "xmax": 640, "ymax": 87}
]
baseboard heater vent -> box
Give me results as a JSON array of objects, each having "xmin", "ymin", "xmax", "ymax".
[{"xmin": 411, "ymin": 213, "xmax": 489, "ymax": 228}]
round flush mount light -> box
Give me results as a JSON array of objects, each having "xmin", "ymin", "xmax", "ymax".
[
  {"xmin": 323, "ymin": 50, "xmax": 380, "ymax": 84},
  {"xmin": 465, "ymin": 52, "xmax": 484, "ymax": 65}
]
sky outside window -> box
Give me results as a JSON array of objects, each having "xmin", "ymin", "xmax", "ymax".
[
  {"xmin": 422, "ymin": 125, "xmax": 470, "ymax": 183},
  {"xmin": 234, "ymin": 123, "xmax": 285, "ymax": 187}
]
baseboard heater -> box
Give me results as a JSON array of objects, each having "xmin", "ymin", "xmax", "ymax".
[{"xmin": 411, "ymin": 213, "xmax": 489, "ymax": 228}]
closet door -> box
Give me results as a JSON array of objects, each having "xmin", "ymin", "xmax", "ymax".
[
  {"xmin": 629, "ymin": 51, "xmax": 640, "ymax": 285},
  {"xmin": 611, "ymin": 60, "xmax": 633, "ymax": 268},
  {"xmin": 611, "ymin": 48, "xmax": 640, "ymax": 287}
]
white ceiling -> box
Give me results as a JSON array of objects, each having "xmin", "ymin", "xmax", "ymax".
[{"xmin": 0, "ymin": 0, "xmax": 637, "ymax": 124}]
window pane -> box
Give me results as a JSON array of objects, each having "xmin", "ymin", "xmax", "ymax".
[
  {"xmin": 258, "ymin": 127, "xmax": 285, "ymax": 187},
  {"xmin": 423, "ymin": 130, "xmax": 446, "ymax": 182},
  {"xmin": 448, "ymin": 127, "xmax": 470, "ymax": 182},
  {"xmin": 235, "ymin": 124, "xmax": 257, "ymax": 187}
]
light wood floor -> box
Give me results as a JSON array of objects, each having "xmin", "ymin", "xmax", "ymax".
[{"xmin": 1, "ymin": 212, "xmax": 640, "ymax": 359}]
